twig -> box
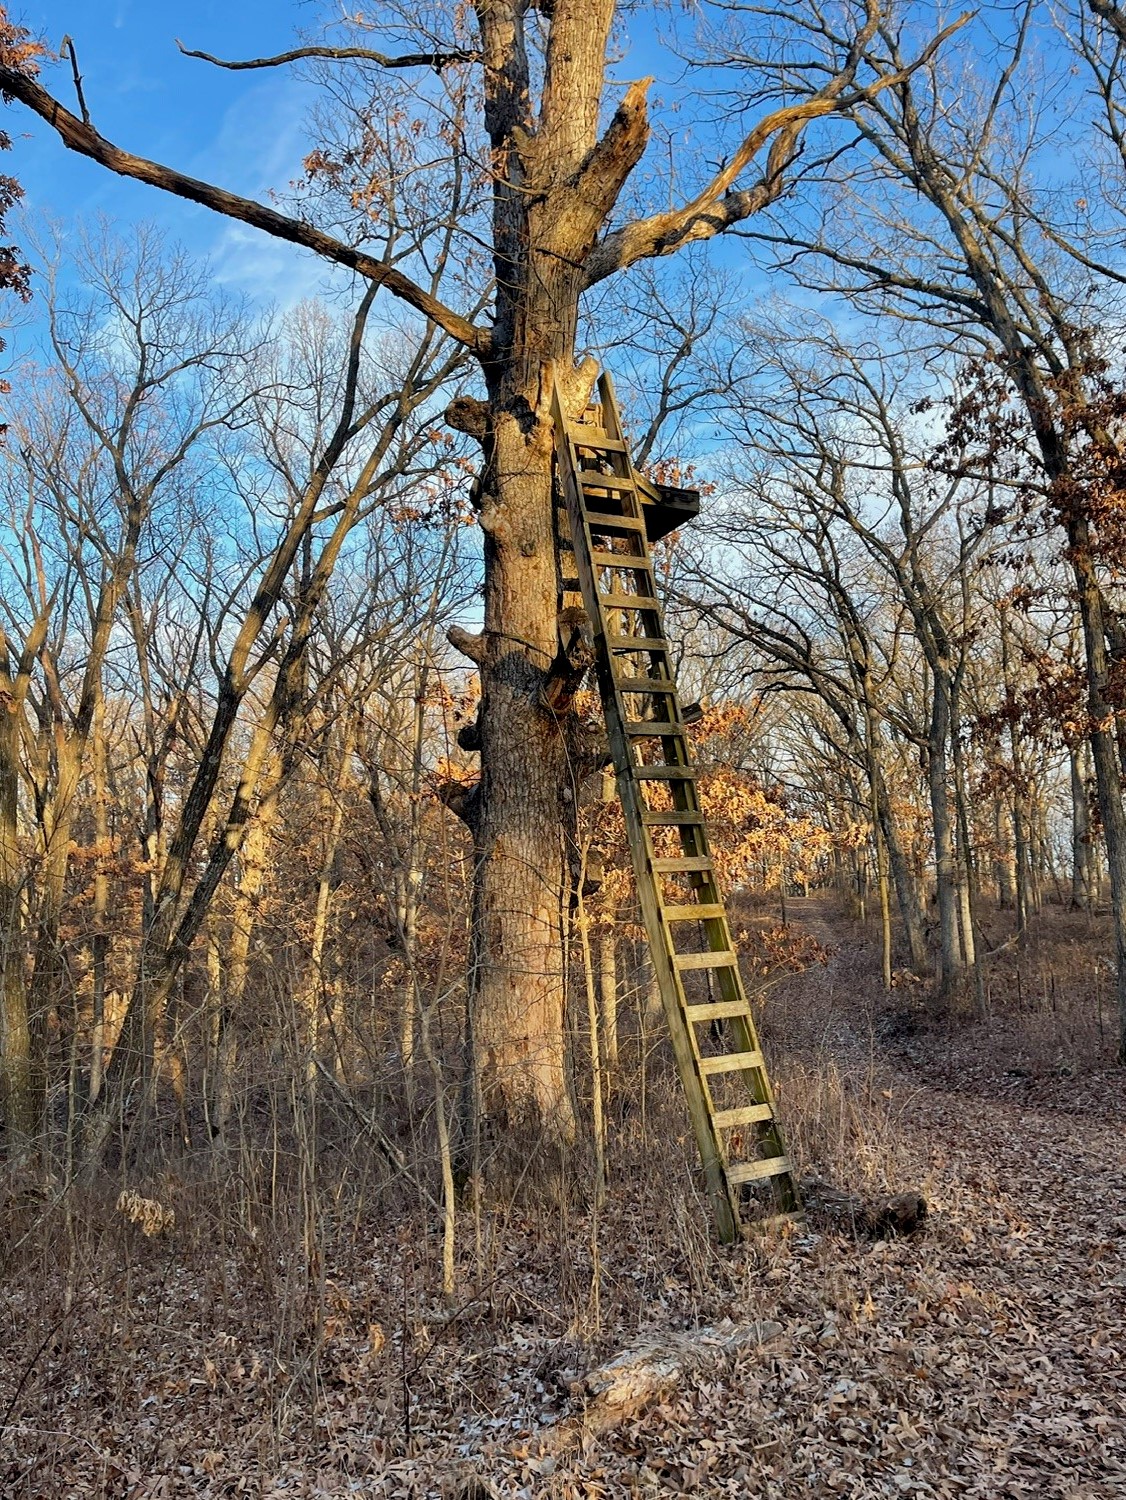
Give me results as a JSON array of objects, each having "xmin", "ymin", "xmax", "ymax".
[{"xmin": 60, "ymin": 35, "xmax": 89, "ymax": 125}]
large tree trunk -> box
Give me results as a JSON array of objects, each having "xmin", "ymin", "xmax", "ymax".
[{"xmin": 464, "ymin": 399, "xmax": 577, "ymax": 1141}]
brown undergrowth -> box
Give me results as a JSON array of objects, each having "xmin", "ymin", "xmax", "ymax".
[{"xmin": 1, "ymin": 897, "xmax": 1124, "ymax": 1497}]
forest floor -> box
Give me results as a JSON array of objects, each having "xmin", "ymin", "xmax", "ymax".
[{"xmin": 2, "ymin": 900, "xmax": 1125, "ymax": 1497}]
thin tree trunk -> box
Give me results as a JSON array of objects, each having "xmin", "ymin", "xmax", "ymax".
[
  {"xmin": 928, "ymin": 672, "xmax": 962, "ymax": 1000},
  {"xmin": 598, "ymin": 928, "xmax": 619, "ymax": 1073},
  {"xmin": 1070, "ymin": 743, "xmax": 1093, "ymax": 910},
  {"xmin": 89, "ymin": 692, "xmax": 110, "ymax": 1107},
  {"xmin": 875, "ymin": 764, "xmax": 928, "ymax": 973},
  {"xmin": 0, "ymin": 669, "xmax": 33, "ymax": 1149},
  {"xmin": 304, "ymin": 720, "xmax": 354, "ymax": 1089}
]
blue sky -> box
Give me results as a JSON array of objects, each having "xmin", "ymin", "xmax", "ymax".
[{"xmin": 11, "ymin": 1, "xmax": 325, "ymax": 302}]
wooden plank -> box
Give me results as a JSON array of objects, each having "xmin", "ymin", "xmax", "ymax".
[
  {"xmin": 606, "ymin": 634, "xmax": 668, "ymax": 651},
  {"xmin": 616, "ymin": 676, "xmax": 677, "ymax": 694},
  {"xmin": 652, "ymin": 855, "xmax": 713, "ymax": 872},
  {"xmin": 713, "ymin": 1103, "xmax": 776, "ymax": 1130},
  {"xmin": 700, "ymin": 1050, "xmax": 765, "ymax": 1074},
  {"xmin": 579, "ymin": 478, "xmax": 632, "ymax": 495},
  {"xmin": 663, "ymin": 903, "xmax": 726, "ymax": 921},
  {"xmin": 591, "ymin": 550, "xmax": 650, "ymax": 568},
  {"xmin": 640, "ymin": 809, "xmax": 702, "ymax": 825},
  {"xmin": 674, "ymin": 950, "xmax": 736, "ymax": 970},
  {"xmin": 625, "ymin": 719, "xmax": 684, "ymax": 737},
  {"xmin": 727, "ymin": 1155, "xmax": 793, "ymax": 1186},
  {"xmin": 583, "ymin": 511, "xmax": 647, "ymax": 533},
  {"xmin": 685, "ymin": 999, "xmax": 752, "ymax": 1022},
  {"xmin": 599, "ymin": 591, "xmax": 661, "ymax": 610},
  {"xmin": 633, "ymin": 764, "xmax": 698, "ymax": 779}
]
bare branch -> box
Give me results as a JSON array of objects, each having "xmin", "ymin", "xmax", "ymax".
[
  {"xmin": 59, "ymin": 35, "xmax": 88, "ymax": 125},
  {"xmin": 447, "ymin": 625, "xmax": 487, "ymax": 664},
  {"xmin": 0, "ymin": 68, "xmax": 489, "ymax": 355},
  {"xmin": 176, "ymin": 39, "xmax": 479, "ymax": 73}
]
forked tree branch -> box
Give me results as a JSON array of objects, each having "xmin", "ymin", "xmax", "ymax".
[
  {"xmin": 585, "ymin": 10, "xmax": 970, "ymax": 287},
  {"xmin": 0, "ymin": 68, "xmax": 489, "ymax": 355}
]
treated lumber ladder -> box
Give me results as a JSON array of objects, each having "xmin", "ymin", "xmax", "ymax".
[{"xmin": 552, "ymin": 370, "xmax": 800, "ymax": 1242}]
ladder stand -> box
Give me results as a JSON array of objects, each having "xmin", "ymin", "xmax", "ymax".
[{"xmin": 552, "ymin": 371, "xmax": 800, "ymax": 1242}]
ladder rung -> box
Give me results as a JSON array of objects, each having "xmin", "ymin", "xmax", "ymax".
[
  {"xmin": 727, "ymin": 1155, "xmax": 793, "ymax": 1186},
  {"xmin": 625, "ymin": 720, "xmax": 684, "ymax": 736},
  {"xmin": 580, "ymin": 474, "xmax": 635, "ymax": 492},
  {"xmin": 591, "ymin": 551, "xmax": 651, "ymax": 569},
  {"xmin": 653, "ymin": 856, "xmax": 713, "ymax": 873},
  {"xmin": 664, "ymin": 903, "xmax": 726, "ymax": 922},
  {"xmin": 641, "ymin": 809, "xmax": 701, "ymax": 825},
  {"xmin": 573, "ymin": 435, "xmax": 628, "ymax": 454},
  {"xmin": 583, "ymin": 511, "xmax": 646, "ymax": 533},
  {"xmin": 607, "ymin": 634, "xmax": 668, "ymax": 651},
  {"xmin": 616, "ymin": 676, "xmax": 677, "ymax": 694},
  {"xmin": 634, "ymin": 764, "xmax": 697, "ymax": 779},
  {"xmin": 569, "ymin": 423, "xmax": 623, "ymax": 446},
  {"xmin": 714, "ymin": 1103, "xmax": 776, "ymax": 1130},
  {"xmin": 599, "ymin": 592, "xmax": 660, "ymax": 610},
  {"xmin": 685, "ymin": 999, "xmax": 750, "ymax": 1023},
  {"xmin": 674, "ymin": 950, "xmax": 735, "ymax": 970},
  {"xmin": 700, "ymin": 1050, "xmax": 765, "ymax": 1075}
]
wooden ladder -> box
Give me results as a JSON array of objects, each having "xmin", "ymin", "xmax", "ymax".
[{"xmin": 552, "ymin": 370, "xmax": 800, "ymax": 1242}]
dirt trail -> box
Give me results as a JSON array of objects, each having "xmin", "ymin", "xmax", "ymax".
[{"xmin": 479, "ymin": 902, "xmax": 1126, "ymax": 1497}]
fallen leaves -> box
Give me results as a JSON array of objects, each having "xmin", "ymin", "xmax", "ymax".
[{"xmin": 3, "ymin": 904, "xmax": 1126, "ymax": 1497}]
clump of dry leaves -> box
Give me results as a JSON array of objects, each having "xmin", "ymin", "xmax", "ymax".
[{"xmin": 1, "ymin": 902, "xmax": 1124, "ymax": 1497}]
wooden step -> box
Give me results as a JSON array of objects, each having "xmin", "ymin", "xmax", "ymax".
[
  {"xmin": 633, "ymin": 764, "xmax": 697, "ymax": 779},
  {"xmin": 591, "ymin": 550, "xmax": 650, "ymax": 569},
  {"xmin": 580, "ymin": 474, "xmax": 636, "ymax": 493},
  {"xmin": 625, "ymin": 719, "xmax": 684, "ymax": 737},
  {"xmin": 616, "ymin": 676, "xmax": 677, "ymax": 694},
  {"xmin": 584, "ymin": 511, "xmax": 647, "ymax": 533},
  {"xmin": 663, "ymin": 903, "xmax": 726, "ymax": 922},
  {"xmin": 607, "ymin": 634, "xmax": 668, "ymax": 651},
  {"xmin": 674, "ymin": 950, "xmax": 736, "ymax": 970},
  {"xmin": 599, "ymin": 591, "xmax": 661, "ymax": 611},
  {"xmin": 727, "ymin": 1155, "xmax": 793, "ymax": 1186},
  {"xmin": 640, "ymin": 809, "xmax": 701, "ymax": 825},
  {"xmin": 572, "ymin": 434, "xmax": 628, "ymax": 454},
  {"xmin": 714, "ymin": 1103, "xmax": 775, "ymax": 1130},
  {"xmin": 652, "ymin": 855, "xmax": 713, "ymax": 873},
  {"xmin": 700, "ymin": 1050, "xmax": 764, "ymax": 1075},
  {"xmin": 684, "ymin": 999, "xmax": 751, "ymax": 1022}
]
